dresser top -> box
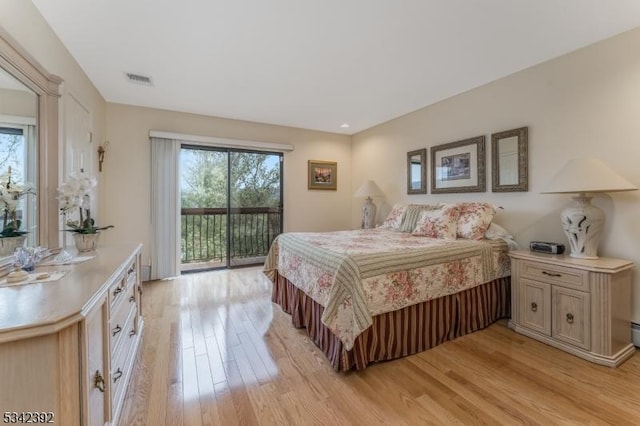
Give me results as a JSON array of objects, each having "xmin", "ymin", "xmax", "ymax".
[
  {"xmin": 0, "ymin": 243, "xmax": 142, "ymax": 342},
  {"xmin": 509, "ymin": 250, "xmax": 633, "ymax": 273}
]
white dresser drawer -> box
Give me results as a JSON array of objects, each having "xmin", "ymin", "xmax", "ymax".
[
  {"xmin": 108, "ymin": 273, "xmax": 127, "ymax": 308},
  {"xmin": 110, "ymin": 306, "xmax": 138, "ymax": 413},
  {"xmin": 520, "ymin": 260, "xmax": 589, "ymax": 291},
  {"xmin": 109, "ymin": 285, "xmax": 136, "ymax": 354}
]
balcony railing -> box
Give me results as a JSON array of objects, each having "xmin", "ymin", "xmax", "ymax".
[{"xmin": 181, "ymin": 207, "xmax": 282, "ymax": 268}]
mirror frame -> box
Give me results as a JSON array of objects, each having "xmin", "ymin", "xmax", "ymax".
[
  {"xmin": 0, "ymin": 28, "xmax": 62, "ymax": 248},
  {"xmin": 491, "ymin": 127, "xmax": 528, "ymax": 192},
  {"xmin": 407, "ymin": 148, "xmax": 427, "ymax": 194}
]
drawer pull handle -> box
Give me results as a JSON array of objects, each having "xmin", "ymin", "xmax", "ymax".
[
  {"xmin": 113, "ymin": 287, "xmax": 122, "ymax": 297},
  {"xmin": 129, "ymin": 295, "xmax": 135, "ymax": 303},
  {"xmin": 113, "ymin": 368, "xmax": 123, "ymax": 383},
  {"xmin": 112, "ymin": 325, "xmax": 122, "ymax": 336},
  {"xmin": 531, "ymin": 302, "xmax": 538, "ymax": 312},
  {"xmin": 93, "ymin": 370, "xmax": 105, "ymax": 392},
  {"xmin": 129, "ymin": 328, "xmax": 136, "ymax": 337},
  {"xmin": 542, "ymin": 271, "xmax": 562, "ymax": 277},
  {"xmin": 566, "ymin": 313, "xmax": 574, "ymax": 324}
]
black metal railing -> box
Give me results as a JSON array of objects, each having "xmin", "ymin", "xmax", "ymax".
[{"xmin": 181, "ymin": 207, "xmax": 282, "ymax": 265}]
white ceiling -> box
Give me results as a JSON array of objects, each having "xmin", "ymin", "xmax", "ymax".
[{"xmin": 32, "ymin": 0, "xmax": 640, "ymax": 135}]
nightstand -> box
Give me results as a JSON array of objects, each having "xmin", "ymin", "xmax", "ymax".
[{"xmin": 509, "ymin": 250, "xmax": 635, "ymax": 367}]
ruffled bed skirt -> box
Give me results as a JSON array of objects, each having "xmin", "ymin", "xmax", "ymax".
[{"xmin": 271, "ymin": 271, "xmax": 511, "ymax": 372}]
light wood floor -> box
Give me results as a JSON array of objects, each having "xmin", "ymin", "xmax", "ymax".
[{"xmin": 119, "ymin": 267, "xmax": 640, "ymax": 425}]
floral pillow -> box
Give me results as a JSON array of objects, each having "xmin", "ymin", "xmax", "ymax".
[
  {"xmin": 411, "ymin": 204, "xmax": 460, "ymax": 240},
  {"xmin": 456, "ymin": 202, "xmax": 496, "ymax": 240},
  {"xmin": 379, "ymin": 203, "xmax": 408, "ymax": 230}
]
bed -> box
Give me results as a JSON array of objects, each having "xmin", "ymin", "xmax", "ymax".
[{"xmin": 263, "ymin": 202, "xmax": 514, "ymax": 371}]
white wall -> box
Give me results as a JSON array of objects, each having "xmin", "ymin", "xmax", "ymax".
[
  {"xmin": 352, "ymin": 27, "xmax": 640, "ymax": 323},
  {"xmin": 104, "ymin": 103, "xmax": 352, "ymax": 267}
]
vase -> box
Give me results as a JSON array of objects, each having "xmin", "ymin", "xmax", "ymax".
[
  {"xmin": 0, "ymin": 235, "xmax": 27, "ymax": 257},
  {"xmin": 73, "ymin": 232, "xmax": 100, "ymax": 252}
]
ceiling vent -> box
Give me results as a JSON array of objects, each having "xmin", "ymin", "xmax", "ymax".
[{"xmin": 124, "ymin": 72, "xmax": 153, "ymax": 86}]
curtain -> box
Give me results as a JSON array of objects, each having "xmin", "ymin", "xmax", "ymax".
[{"xmin": 150, "ymin": 137, "xmax": 181, "ymax": 279}]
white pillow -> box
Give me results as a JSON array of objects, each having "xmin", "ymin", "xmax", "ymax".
[{"xmin": 485, "ymin": 222, "xmax": 519, "ymax": 250}]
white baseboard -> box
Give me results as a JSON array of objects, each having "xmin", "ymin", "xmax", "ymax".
[{"xmin": 632, "ymin": 322, "xmax": 640, "ymax": 347}]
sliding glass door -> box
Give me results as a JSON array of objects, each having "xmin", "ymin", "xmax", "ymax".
[{"xmin": 180, "ymin": 145, "xmax": 282, "ymax": 271}]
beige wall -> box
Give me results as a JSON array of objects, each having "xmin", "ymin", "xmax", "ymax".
[
  {"xmin": 0, "ymin": 88, "xmax": 36, "ymax": 117},
  {"xmin": 104, "ymin": 104, "xmax": 352, "ymax": 266},
  {"xmin": 0, "ymin": 0, "xmax": 107, "ymax": 164},
  {"xmin": 0, "ymin": 0, "xmax": 107, "ymax": 246},
  {"xmin": 1, "ymin": 1, "xmax": 352, "ymax": 270},
  {"xmin": 3, "ymin": 0, "xmax": 640, "ymax": 321},
  {"xmin": 352, "ymin": 27, "xmax": 640, "ymax": 322}
]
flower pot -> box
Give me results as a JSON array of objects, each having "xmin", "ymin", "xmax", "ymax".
[
  {"xmin": 0, "ymin": 235, "xmax": 27, "ymax": 257},
  {"xmin": 73, "ymin": 232, "xmax": 100, "ymax": 252}
]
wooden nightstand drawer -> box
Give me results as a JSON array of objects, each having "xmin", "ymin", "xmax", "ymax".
[{"xmin": 520, "ymin": 260, "xmax": 589, "ymax": 291}]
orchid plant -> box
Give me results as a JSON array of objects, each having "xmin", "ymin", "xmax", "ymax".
[
  {"xmin": 0, "ymin": 167, "xmax": 34, "ymax": 238},
  {"xmin": 58, "ymin": 173, "xmax": 113, "ymax": 234}
]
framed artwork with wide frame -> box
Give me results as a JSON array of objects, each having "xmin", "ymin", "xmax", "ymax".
[
  {"xmin": 491, "ymin": 126, "xmax": 528, "ymax": 192},
  {"xmin": 308, "ymin": 160, "xmax": 337, "ymax": 190},
  {"xmin": 430, "ymin": 136, "xmax": 486, "ymax": 193}
]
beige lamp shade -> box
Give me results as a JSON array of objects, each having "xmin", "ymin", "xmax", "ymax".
[
  {"xmin": 541, "ymin": 158, "xmax": 638, "ymax": 194},
  {"xmin": 354, "ymin": 180, "xmax": 384, "ymax": 229},
  {"xmin": 541, "ymin": 158, "xmax": 637, "ymax": 259},
  {"xmin": 354, "ymin": 180, "xmax": 384, "ymax": 198}
]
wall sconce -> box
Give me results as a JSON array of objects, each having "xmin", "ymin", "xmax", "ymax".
[{"xmin": 97, "ymin": 141, "xmax": 109, "ymax": 172}]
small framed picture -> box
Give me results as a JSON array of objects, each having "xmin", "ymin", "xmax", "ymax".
[
  {"xmin": 431, "ymin": 136, "xmax": 486, "ymax": 193},
  {"xmin": 308, "ymin": 160, "xmax": 337, "ymax": 190}
]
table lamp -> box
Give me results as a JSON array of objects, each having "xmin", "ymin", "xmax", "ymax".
[
  {"xmin": 541, "ymin": 158, "xmax": 637, "ymax": 259},
  {"xmin": 354, "ymin": 180, "xmax": 384, "ymax": 229}
]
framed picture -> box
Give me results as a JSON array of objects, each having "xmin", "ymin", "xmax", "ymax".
[
  {"xmin": 308, "ymin": 160, "xmax": 337, "ymax": 190},
  {"xmin": 430, "ymin": 136, "xmax": 486, "ymax": 193}
]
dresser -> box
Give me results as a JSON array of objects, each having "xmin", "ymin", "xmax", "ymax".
[
  {"xmin": 509, "ymin": 250, "xmax": 635, "ymax": 367},
  {"xmin": 0, "ymin": 243, "xmax": 143, "ymax": 426}
]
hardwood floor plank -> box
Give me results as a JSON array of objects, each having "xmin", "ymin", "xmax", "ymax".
[
  {"xmin": 195, "ymin": 352, "xmax": 219, "ymax": 425},
  {"xmin": 182, "ymin": 347, "xmax": 203, "ymax": 426},
  {"xmin": 165, "ymin": 321, "xmax": 184, "ymax": 426},
  {"xmin": 118, "ymin": 267, "xmax": 640, "ymax": 426},
  {"xmin": 204, "ymin": 335, "xmax": 227, "ymax": 385},
  {"xmin": 245, "ymin": 383, "xmax": 291, "ymax": 426},
  {"xmin": 212, "ymin": 380, "xmax": 240, "ymax": 425}
]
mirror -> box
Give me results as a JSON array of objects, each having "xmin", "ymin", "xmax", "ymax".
[
  {"xmin": 0, "ymin": 29, "xmax": 62, "ymax": 250},
  {"xmin": 407, "ymin": 149, "xmax": 427, "ymax": 194},
  {"xmin": 0, "ymin": 66, "xmax": 38, "ymax": 246},
  {"xmin": 491, "ymin": 127, "xmax": 528, "ymax": 192}
]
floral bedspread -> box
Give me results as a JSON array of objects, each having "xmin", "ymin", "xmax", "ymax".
[{"xmin": 263, "ymin": 228, "xmax": 509, "ymax": 350}]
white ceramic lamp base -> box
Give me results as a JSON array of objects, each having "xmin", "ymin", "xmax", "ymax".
[
  {"xmin": 560, "ymin": 194, "xmax": 604, "ymax": 259},
  {"xmin": 361, "ymin": 197, "xmax": 377, "ymax": 229}
]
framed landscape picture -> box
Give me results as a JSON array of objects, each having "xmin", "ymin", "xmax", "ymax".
[
  {"xmin": 431, "ymin": 136, "xmax": 486, "ymax": 193},
  {"xmin": 308, "ymin": 160, "xmax": 337, "ymax": 190}
]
